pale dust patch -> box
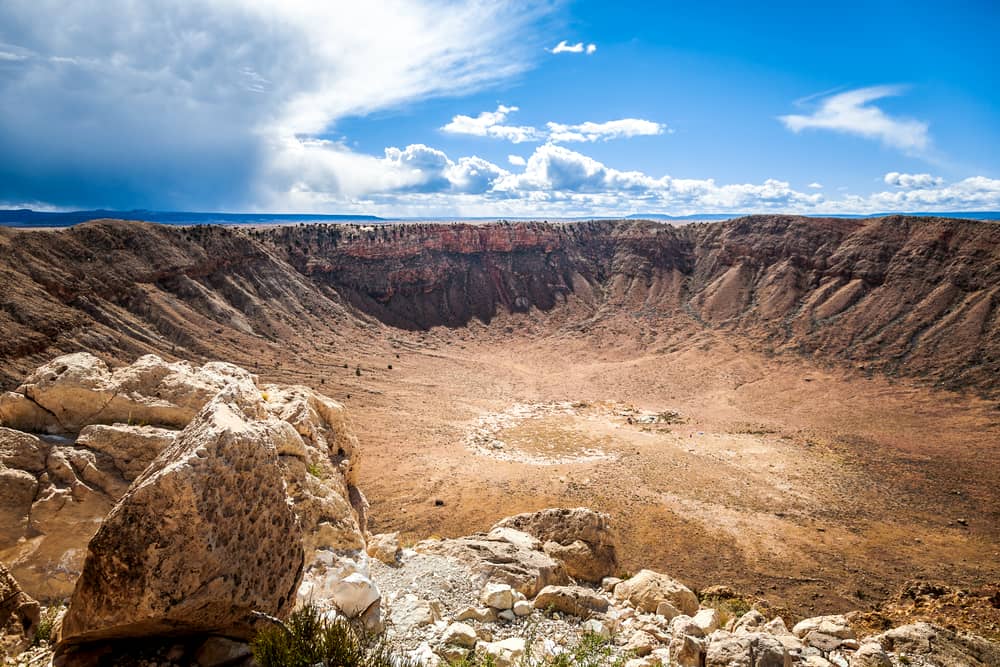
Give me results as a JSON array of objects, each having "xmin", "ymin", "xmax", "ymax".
[{"xmin": 463, "ymin": 401, "xmax": 679, "ymax": 465}]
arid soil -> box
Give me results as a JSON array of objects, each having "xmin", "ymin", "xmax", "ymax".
[{"xmin": 0, "ymin": 216, "xmax": 998, "ymax": 635}]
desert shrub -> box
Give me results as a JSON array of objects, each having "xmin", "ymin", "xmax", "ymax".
[
  {"xmin": 31, "ymin": 606, "xmax": 60, "ymax": 646},
  {"xmin": 701, "ymin": 595, "xmax": 752, "ymax": 628},
  {"xmin": 251, "ymin": 604, "xmax": 412, "ymax": 667},
  {"xmin": 546, "ymin": 632, "xmax": 628, "ymax": 667}
]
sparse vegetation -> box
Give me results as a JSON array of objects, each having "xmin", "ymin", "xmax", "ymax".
[
  {"xmin": 306, "ymin": 462, "xmax": 324, "ymax": 478},
  {"xmin": 33, "ymin": 605, "xmax": 62, "ymax": 646},
  {"xmin": 445, "ymin": 631, "xmax": 627, "ymax": 667},
  {"xmin": 251, "ymin": 604, "xmax": 413, "ymax": 667},
  {"xmin": 701, "ymin": 595, "xmax": 752, "ymax": 628}
]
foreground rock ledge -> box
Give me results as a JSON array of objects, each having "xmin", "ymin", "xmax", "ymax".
[{"xmin": 58, "ymin": 383, "xmax": 305, "ymax": 645}]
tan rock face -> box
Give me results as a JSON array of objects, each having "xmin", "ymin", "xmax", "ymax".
[
  {"xmin": 532, "ymin": 585, "xmax": 609, "ymax": 618},
  {"xmin": 59, "ymin": 385, "xmax": 305, "ymax": 645},
  {"xmin": 0, "ymin": 354, "xmax": 366, "ymax": 608},
  {"xmin": 9, "ymin": 352, "xmax": 255, "ymax": 433},
  {"xmin": 491, "ymin": 507, "xmax": 618, "ymax": 583},
  {"xmin": 0, "ymin": 562, "xmax": 40, "ymax": 639},
  {"xmin": 613, "ymin": 569, "xmax": 699, "ymax": 615},
  {"xmin": 416, "ymin": 531, "xmax": 569, "ymax": 598}
]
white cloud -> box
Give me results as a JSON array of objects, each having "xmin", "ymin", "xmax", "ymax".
[
  {"xmin": 441, "ymin": 105, "xmax": 542, "ymax": 143},
  {"xmin": 0, "ymin": 0, "xmax": 548, "ymax": 209},
  {"xmin": 808, "ymin": 182, "xmax": 823, "ymax": 189},
  {"xmin": 546, "ymin": 118, "xmax": 665, "ymax": 143},
  {"xmin": 550, "ymin": 40, "xmax": 597, "ymax": 55},
  {"xmin": 443, "ymin": 107, "xmax": 665, "ymax": 144},
  {"xmin": 263, "ymin": 134, "xmax": 1000, "ymax": 216},
  {"xmin": 883, "ymin": 172, "xmax": 944, "ymax": 188},
  {"xmin": 508, "ymin": 154, "xmax": 526, "ymax": 167},
  {"xmin": 779, "ymin": 86, "xmax": 930, "ymax": 152}
]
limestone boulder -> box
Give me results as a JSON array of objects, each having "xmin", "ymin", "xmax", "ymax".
[
  {"xmin": 791, "ymin": 614, "xmax": 854, "ymax": 639},
  {"xmin": 0, "ymin": 355, "xmax": 366, "ymax": 609},
  {"xmin": 532, "ymin": 585, "xmax": 609, "ymax": 618},
  {"xmin": 367, "ymin": 532, "xmax": 401, "ymax": 565},
  {"xmin": 491, "ymin": 507, "xmax": 618, "ymax": 583},
  {"xmin": 704, "ymin": 631, "xmax": 791, "ymax": 667},
  {"xmin": 9, "ymin": 353, "xmax": 254, "ymax": 432},
  {"xmin": 849, "ymin": 642, "xmax": 891, "ymax": 667},
  {"xmin": 416, "ymin": 532, "xmax": 569, "ymax": 598},
  {"xmin": 873, "ymin": 622, "xmax": 1000, "ymax": 667},
  {"xmin": 58, "ymin": 384, "xmax": 305, "ymax": 645},
  {"xmin": 75, "ymin": 424, "xmax": 177, "ymax": 481},
  {"xmin": 614, "ymin": 569, "xmax": 699, "ymax": 615}
]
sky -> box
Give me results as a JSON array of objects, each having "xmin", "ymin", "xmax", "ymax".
[{"xmin": 0, "ymin": 0, "xmax": 998, "ymax": 217}]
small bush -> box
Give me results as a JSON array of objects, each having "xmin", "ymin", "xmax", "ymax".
[
  {"xmin": 306, "ymin": 462, "xmax": 323, "ymax": 478},
  {"xmin": 701, "ymin": 595, "xmax": 752, "ymax": 628},
  {"xmin": 251, "ymin": 605, "xmax": 413, "ymax": 667},
  {"xmin": 33, "ymin": 606, "xmax": 61, "ymax": 646}
]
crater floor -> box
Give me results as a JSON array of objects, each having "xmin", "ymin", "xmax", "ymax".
[{"xmin": 306, "ymin": 312, "xmax": 1000, "ymax": 621}]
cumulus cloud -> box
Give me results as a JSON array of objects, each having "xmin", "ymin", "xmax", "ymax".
[
  {"xmin": 779, "ymin": 86, "xmax": 930, "ymax": 152},
  {"xmin": 0, "ymin": 0, "xmax": 547, "ymax": 209},
  {"xmin": 546, "ymin": 118, "xmax": 665, "ymax": 142},
  {"xmin": 508, "ymin": 155, "xmax": 527, "ymax": 167},
  {"xmin": 550, "ymin": 40, "xmax": 596, "ymax": 55},
  {"xmin": 808, "ymin": 182, "xmax": 823, "ymax": 189},
  {"xmin": 883, "ymin": 172, "xmax": 944, "ymax": 188},
  {"xmin": 443, "ymin": 107, "xmax": 665, "ymax": 144},
  {"xmin": 262, "ymin": 134, "xmax": 1000, "ymax": 217},
  {"xmin": 441, "ymin": 105, "xmax": 542, "ymax": 143}
]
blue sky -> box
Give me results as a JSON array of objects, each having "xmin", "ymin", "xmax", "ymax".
[{"xmin": 0, "ymin": 0, "xmax": 998, "ymax": 216}]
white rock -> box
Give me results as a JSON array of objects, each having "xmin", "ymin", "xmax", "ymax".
[
  {"xmin": 792, "ymin": 615, "xmax": 854, "ymax": 640},
  {"xmin": 624, "ymin": 630, "xmax": 658, "ymax": 657},
  {"xmin": 582, "ymin": 619, "xmax": 611, "ymax": 639},
  {"xmin": 407, "ymin": 641, "xmax": 442, "ymax": 667},
  {"xmin": 692, "ymin": 607, "xmax": 720, "ymax": 633},
  {"xmin": 498, "ymin": 609, "xmax": 516, "ymax": 622},
  {"xmin": 479, "ymin": 637, "xmax": 525, "ymax": 667},
  {"xmin": 849, "ymin": 642, "xmax": 891, "ymax": 667},
  {"xmin": 480, "ymin": 582, "xmax": 516, "ymax": 610},
  {"xmin": 513, "ymin": 600, "xmax": 532, "ymax": 617},
  {"xmin": 454, "ymin": 606, "xmax": 496, "ymax": 623},
  {"xmin": 656, "ymin": 600, "xmax": 681, "ymax": 620},
  {"xmin": 330, "ymin": 572, "xmax": 380, "ymax": 618},
  {"xmin": 366, "ymin": 532, "xmax": 401, "ymax": 564},
  {"xmin": 441, "ymin": 622, "xmax": 478, "ymax": 648}
]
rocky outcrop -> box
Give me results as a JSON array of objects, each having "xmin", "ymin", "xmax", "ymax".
[
  {"xmin": 0, "ymin": 352, "xmax": 368, "ymax": 649},
  {"xmin": 492, "ymin": 507, "xmax": 619, "ymax": 583},
  {"xmin": 873, "ymin": 622, "xmax": 1000, "ymax": 667},
  {"xmin": 416, "ymin": 528, "xmax": 569, "ymax": 598},
  {"xmin": 6, "ymin": 353, "xmax": 253, "ymax": 433},
  {"xmin": 613, "ymin": 569, "xmax": 699, "ymax": 616},
  {"xmin": 0, "ymin": 563, "xmax": 39, "ymax": 640},
  {"xmin": 58, "ymin": 383, "xmax": 305, "ymax": 645}
]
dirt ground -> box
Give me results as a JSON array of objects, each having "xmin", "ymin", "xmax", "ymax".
[{"xmin": 228, "ymin": 306, "xmax": 1000, "ymax": 625}]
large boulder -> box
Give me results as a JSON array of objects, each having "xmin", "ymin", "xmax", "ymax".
[
  {"xmin": 613, "ymin": 569, "xmax": 699, "ymax": 615},
  {"xmin": 416, "ymin": 530, "xmax": 569, "ymax": 598},
  {"xmin": 0, "ymin": 562, "xmax": 40, "ymax": 639},
  {"xmin": 58, "ymin": 383, "xmax": 305, "ymax": 645},
  {"xmin": 873, "ymin": 622, "xmax": 1000, "ymax": 667},
  {"xmin": 704, "ymin": 631, "xmax": 791, "ymax": 667},
  {"xmin": 491, "ymin": 507, "xmax": 618, "ymax": 583},
  {"xmin": 6, "ymin": 353, "xmax": 254, "ymax": 432},
  {"xmin": 0, "ymin": 355, "xmax": 367, "ymax": 607},
  {"xmin": 532, "ymin": 585, "xmax": 609, "ymax": 618}
]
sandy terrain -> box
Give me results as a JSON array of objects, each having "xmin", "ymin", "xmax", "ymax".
[{"xmin": 222, "ymin": 308, "xmax": 1000, "ymax": 624}]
